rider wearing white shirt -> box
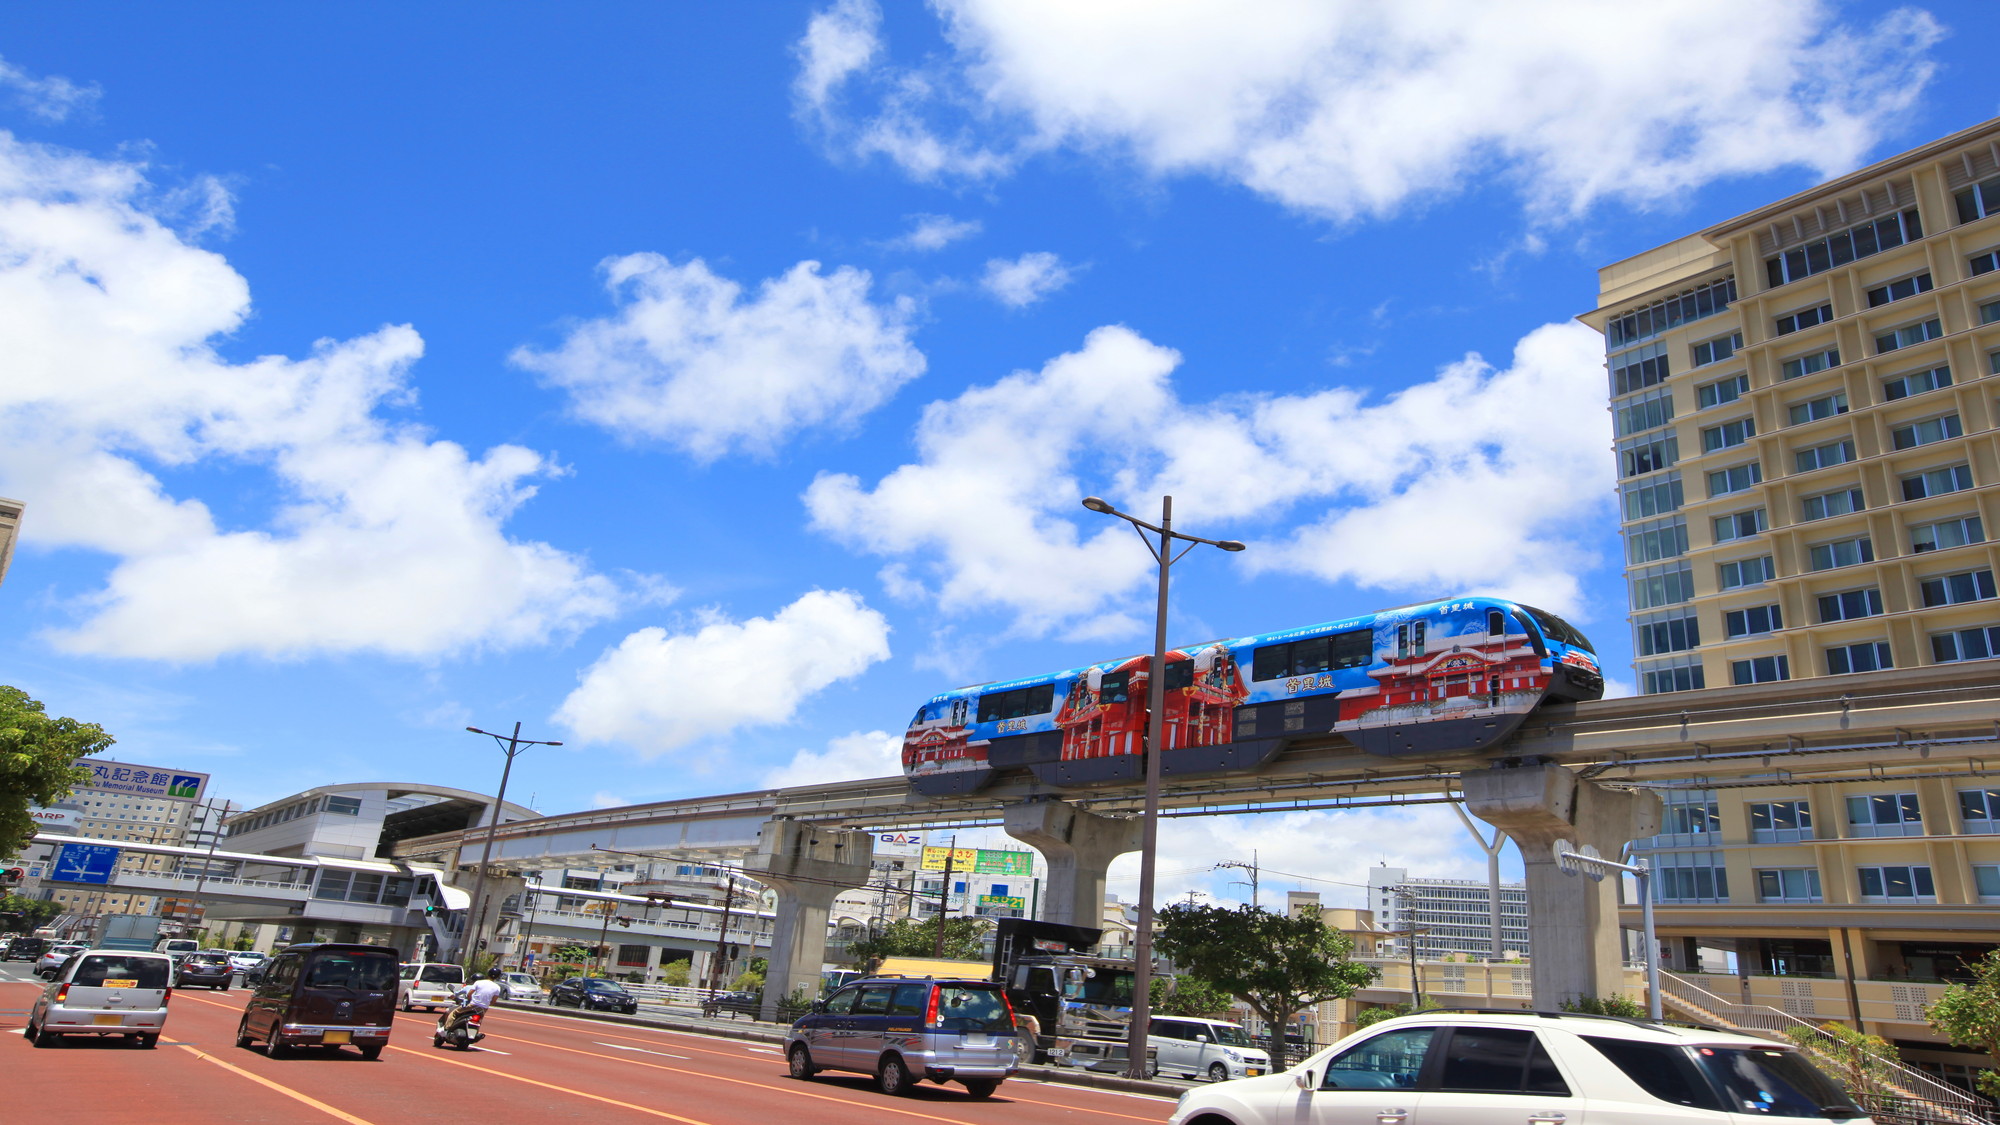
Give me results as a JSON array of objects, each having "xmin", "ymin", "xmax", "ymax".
[{"xmin": 445, "ymin": 970, "xmax": 506, "ymax": 1029}]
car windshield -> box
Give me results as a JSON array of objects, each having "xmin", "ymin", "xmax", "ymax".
[
  {"xmin": 419, "ymin": 965, "xmax": 465, "ymax": 984},
  {"xmin": 1694, "ymin": 1046, "xmax": 1861, "ymax": 1118},
  {"xmin": 305, "ymin": 952, "xmax": 398, "ymax": 990},
  {"xmin": 505, "ymin": 974, "xmax": 536, "ymax": 985},
  {"xmin": 1211, "ymin": 1024, "xmax": 1253, "ymax": 1047},
  {"xmin": 1066, "ymin": 969, "xmax": 1135, "ymax": 1009},
  {"xmin": 75, "ymin": 955, "xmax": 171, "ymax": 989},
  {"xmin": 583, "ymin": 980, "xmax": 629, "ymax": 993}
]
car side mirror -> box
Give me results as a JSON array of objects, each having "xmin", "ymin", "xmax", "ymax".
[
  {"xmin": 810, "ymin": 1000, "xmax": 826, "ymax": 1013},
  {"xmin": 1197, "ymin": 1033, "xmax": 1212, "ymax": 1042},
  {"xmin": 1294, "ymin": 1071, "xmax": 1315, "ymax": 1091}
]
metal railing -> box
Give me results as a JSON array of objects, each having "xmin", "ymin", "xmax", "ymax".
[{"xmin": 1660, "ymin": 971, "xmax": 1991, "ymax": 1124}]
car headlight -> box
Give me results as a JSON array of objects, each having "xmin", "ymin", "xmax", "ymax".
[{"xmin": 1222, "ymin": 1049, "xmax": 1241, "ymax": 1060}]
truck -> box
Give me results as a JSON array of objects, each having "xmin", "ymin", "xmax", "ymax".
[
  {"xmin": 95, "ymin": 913, "xmax": 163, "ymax": 952},
  {"xmin": 988, "ymin": 918, "xmax": 1150, "ymax": 1073},
  {"xmin": 868, "ymin": 921, "xmax": 1152, "ymax": 1073}
]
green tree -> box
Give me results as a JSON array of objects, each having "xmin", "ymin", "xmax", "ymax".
[
  {"xmin": 846, "ymin": 916, "xmax": 988, "ymax": 967},
  {"xmin": 660, "ymin": 958, "xmax": 692, "ymax": 986},
  {"xmin": 1782, "ymin": 1021, "xmax": 1901, "ymax": 1109},
  {"xmin": 1560, "ymin": 995, "xmax": 1646, "ymax": 1018},
  {"xmin": 1156, "ymin": 976, "xmax": 1235, "ymax": 1018},
  {"xmin": 1927, "ymin": 949, "xmax": 2000, "ymax": 1100},
  {"xmin": 0, "ymin": 686, "xmax": 109, "ymax": 854},
  {"xmin": 1354, "ymin": 1000, "xmax": 1440, "ymax": 1029},
  {"xmin": 0, "ymin": 892, "xmax": 62, "ymax": 932},
  {"xmin": 1156, "ymin": 902, "xmax": 1377, "ymax": 1071}
]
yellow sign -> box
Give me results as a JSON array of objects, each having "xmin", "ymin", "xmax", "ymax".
[
  {"xmin": 921, "ymin": 846, "xmax": 1034, "ymax": 875},
  {"xmin": 920, "ymin": 846, "xmax": 978, "ymax": 872}
]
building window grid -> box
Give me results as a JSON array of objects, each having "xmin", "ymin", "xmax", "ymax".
[
  {"xmin": 1857, "ymin": 864, "xmax": 1935, "ymax": 902},
  {"xmin": 1800, "ymin": 487, "xmax": 1864, "ymax": 522},
  {"xmin": 1808, "ymin": 536, "xmax": 1874, "ymax": 571},
  {"xmin": 1959, "ymin": 788, "xmax": 2000, "ymax": 832},
  {"xmin": 1634, "ymin": 611, "xmax": 1700, "ymax": 657},
  {"xmin": 1755, "ymin": 868, "xmax": 1824, "ymax": 903},
  {"xmin": 1932, "ymin": 624, "xmax": 2000, "ymax": 664},
  {"xmin": 1775, "ymin": 303, "xmax": 1834, "ymax": 335},
  {"xmin": 1712, "ymin": 508, "xmax": 1768, "ymax": 544},
  {"xmin": 1919, "ymin": 568, "xmax": 1997, "ymax": 607},
  {"xmin": 1692, "ymin": 332, "xmax": 1743, "ymax": 367},
  {"xmin": 1615, "ymin": 387, "xmax": 1675, "ymax": 437},
  {"xmin": 1882, "ymin": 365, "xmax": 1951, "ymax": 401},
  {"xmin": 1826, "ymin": 640, "xmax": 1893, "ymax": 675},
  {"xmin": 1891, "ymin": 413, "xmax": 1963, "ymax": 450},
  {"xmin": 1629, "ymin": 562, "xmax": 1696, "ymax": 611},
  {"xmin": 1701, "ymin": 417, "xmax": 1756, "ymax": 453},
  {"xmin": 1902, "ymin": 464, "xmax": 1975, "ymax": 501},
  {"xmin": 1787, "ymin": 392, "xmax": 1849, "ymax": 426},
  {"xmin": 1606, "ymin": 277, "xmax": 1738, "ymax": 349},
  {"xmin": 1650, "ymin": 851, "xmax": 1730, "ymax": 904},
  {"xmin": 1639, "ymin": 654, "xmax": 1705, "ymax": 695},
  {"xmin": 1796, "ymin": 439, "xmax": 1857, "ymax": 474},
  {"xmin": 1718, "ymin": 555, "xmax": 1777, "ymax": 591},
  {"xmin": 1847, "ymin": 792, "xmax": 1923, "ymax": 836},
  {"xmin": 1782, "ymin": 348, "xmax": 1842, "ymax": 381},
  {"xmin": 1708, "ymin": 462, "xmax": 1764, "ymax": 497},
  {"xmin": 1732, "ymin": 653, "xmax": 1791, "ymax": 684},
  {"xmin": 1765, "ymin": 208, "xmax": 1922, "ymax": 287},
  {"xmin": 1622, "ymin": 474, "xmax": 1684, "ymax": 520},
  {"xmin": 1749, "ymin": 800, "xmax": 1815, "ymax": 843},
  {"xmin": 1910, "ymin": 515, "xmax": 1984, "ymax": 554},
  {"xmin": 1698, "ymin": 373, "xmax": 1750, "ymax": 409},
  {"xmin": 1626, "ymin": 516, "xmax": 1689, "ymax": 564},
  {"xmin": 1724, "ymin": 604, "xmax": 1783, "ymax": 638},
  {"xmin": 1865, "ymin": 272, "xmax": 1934, "ymax": 307},
  {"xmin": 1818, "ymin": 588, "xmax": 1884, "ymax": 623},
  {"xmin": 1875, "ymin": 318, "xmax": 1943, "ymax": 354},
  {"xmin": 1955, "ymin": 177, "xmax": 2000, "ymax": 224}
]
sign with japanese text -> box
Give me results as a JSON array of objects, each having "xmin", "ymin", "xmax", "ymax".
[
  {"xmin": 920, "ymin": 846, "xmax": 1034, "ymax": 875},
  {"xmin": 978, "ymin": 895, "xmax": 1026, "ymax": 911},
  {"xmin": 76, "ymin": 759, "xmax": 208, "ymax": 803},
  {"xmin": 49, "ymin": 842, "xmax": 121, "ymax": 884}
]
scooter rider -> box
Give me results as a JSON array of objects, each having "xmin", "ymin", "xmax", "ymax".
[{"xmin": 444, "ymin": 968, "xmax": 506, "ymax": 1031}]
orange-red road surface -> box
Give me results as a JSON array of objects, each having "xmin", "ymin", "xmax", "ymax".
[{"xmin": 1, "ymin": 976, "xmax": 1176, "ymax": 1125}]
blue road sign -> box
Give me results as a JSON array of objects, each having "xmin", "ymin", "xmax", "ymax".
[{"xmin": 50, "ymin": 843, "xmax": 121, "ymax": 884}]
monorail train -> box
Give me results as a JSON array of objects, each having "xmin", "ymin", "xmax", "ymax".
[{"xmin": 903, "ymin": 596, "xmax": 1602, "ymax": 796}]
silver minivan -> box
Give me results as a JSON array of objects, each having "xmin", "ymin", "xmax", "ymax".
[
  {"xmin": 1151, "ymin": 1016, "xmax": 1271, "ymax": 1082},
  {"xmin": 786, "ymin": 977, "xmax": 1023, "ymax": 1098},
  {"xmin": 26, "ymin": 949, "xmax": 175, "ymax": 1048}
]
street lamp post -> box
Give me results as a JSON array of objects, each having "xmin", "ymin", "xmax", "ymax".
[
  {"xmin": 463, "ymin": 723, "xmax": 561, "ymax": 969},
  {"xmin": 1080, "ymin": 494, "xmax": 1244, "ymax": 1081}
]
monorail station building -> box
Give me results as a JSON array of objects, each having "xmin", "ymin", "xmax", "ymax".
[{"xmin": 1584, "ymin": 116, "xmax": 2000, "ymax": 1093}]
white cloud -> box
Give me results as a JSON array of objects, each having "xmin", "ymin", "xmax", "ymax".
[
  {"xmin": 808, "ymin": 320, "xmax": 1614, "ymax": 634},
  {"xmin": 762, "ymin": 729, "xmax": 902, "ymax": 788},
  {"xmin": 554, "ymin": 589, "xmax": 892, "ymax": 758},
  {"xmin": 512, "ymin": 253, "xmax": 926, "ymax": 461},
  {"xmin": 885, "ymin": 212, "xmax": 982, "ymax": 252},
  {"xmin": 0, "ymin": 132, "xmax": 626, "ymax": 661},
  {"xmin": 0, "ymin": 55, "xmax": 100, "ymax": 122},
  {"xmin": 980, "ymin": 251, "xmax": 1072, "ymax": 307},
  {"xmin": 796, "ymin": 0, "xmax": 1942, "ymax": 222}
]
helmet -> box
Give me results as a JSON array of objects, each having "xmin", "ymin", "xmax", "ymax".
[{"xmin": 489, "ymin": 968, "xmax": 504, "ymax": 979}]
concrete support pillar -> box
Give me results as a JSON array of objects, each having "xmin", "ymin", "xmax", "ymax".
[
  {"xmin": 1461, "ymin": 761, "xmax": 1661, "ymax": 1010},
  {"xmin": 741, "ymin": 820, "xmax": 874, "ymax": 1020},
  {"xmin": 1003, "ymin": 800, "xmax": 1142, "ymax": 929}
]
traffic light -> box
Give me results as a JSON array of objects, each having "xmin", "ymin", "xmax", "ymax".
[{"xmin": 423, "ymin": 903, "xmax": 438, "ymax": 916}]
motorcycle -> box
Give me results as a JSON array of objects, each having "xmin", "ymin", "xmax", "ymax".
[{"xmin": 433, "ymin": 1004, "xmax": 486, "ymax": 1050}]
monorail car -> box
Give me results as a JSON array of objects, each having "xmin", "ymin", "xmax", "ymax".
[{"xmin": 903, "ymin": 596, "xmax": 1601, "ymax": 796}]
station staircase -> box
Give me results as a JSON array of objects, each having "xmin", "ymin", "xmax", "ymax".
[{"xmin": 1659, "ymin": 971, "xmax": 1992, "ymax": 1124}]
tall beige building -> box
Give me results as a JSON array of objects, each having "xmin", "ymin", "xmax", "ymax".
[
  {"xmin": 1584, "ymin": 117, "xmax": 2000, "ymax": 694},
  {"xmin": 0, "ymin": 497, "xmax": 21, "ymax": 588}
]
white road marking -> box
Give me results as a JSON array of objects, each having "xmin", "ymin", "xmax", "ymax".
[
  {"xmin": 471, "ymin": 1046, "xmax": 511, "ymax": 1054},
  {"xmin": 745, "ymin": 1046, "xmax": 781, "ymax": 1055},
  {"xmin": 599, "ymin": 1043, "xmax": 691, "ymax": 1059}
]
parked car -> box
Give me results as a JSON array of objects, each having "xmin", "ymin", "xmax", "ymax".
[
  {"xmin": 176, "ymin": 950, "xmax": 235, "ymax": 990},
  {"xmin": 4, "ymin": 935, "xmax": 49, "ymax": 962},
  {"xmin": 25, "ymin": 949, "xmax": 175, "ymax": 1049},
  {"xmin": 499, "ymin": 971, "xmax": 547, "ymax": 1004},
  {"xmin": 1165, "ymin": 1011, "xmax": 1871, "ymax": 1125},
  {"xmin": 1150, "ymin": 1015, "xmax": 1270, "ymax": 1082},
  {"xmin": 785, "ymin": 976, "xmax": 1022, "ymax": 1099},
  {"xmin": 235, "ymin": 942, "xmax": 398, "ymax": 1060},
  {"xmin": 549, "ymin": 977, "xmax": 639, "ymax": 1014},
  {"xmin": 228, "ymin": 950, "xmax": 269, "ymax": 974},
  {"xmin": 705, "ymin": 989, "xmax": 761, "ymax": 1018},
  {"xmin": 35, "ymin": 943, "xmax": 88, "ymax": 980},
  {"xmin": 397, "ymin": 961, "xmax": 466, "ymax": 1011}
]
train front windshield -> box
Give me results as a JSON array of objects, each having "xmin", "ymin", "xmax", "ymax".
[{"xmin": 1522, "ymin": 605, "xmax": 1594, "ymax": 652}]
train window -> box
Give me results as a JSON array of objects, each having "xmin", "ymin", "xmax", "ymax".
[
  {"xmin": 1251, "ymin": 629, "xmax": 1371, "ymax": 680},
  {"xmin": 1098, "ymin": 671, "xmax": 1131, "ymax": 703},
  {"xmin": 1162, "ymin": 660, "xmax": 1194, "ymax": 691},
  {"xmin": 1397, "ymin": 620, "xmax": 1427, "ymax": 660},
  {"xmin": 1488, "ymin": 610, "xmax": 1506, "ymax": 635},
  {"xmin": 975, "ymin": 683, "xmax": 1056, "ymax": 723}
]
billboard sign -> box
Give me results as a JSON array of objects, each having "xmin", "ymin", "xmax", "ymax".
[
  {"xmin": 49, "ymin": 842, "xmax": 121, "ymax": 884},
  {"xmin": 77, "ymin": 760, "xmax": 207, "ymax": 803},
  {"xmin": 920, "ymin": 847, "xmax": 1034, "ymax": 876},
  {"xmin": 978, "ymin": 895, "xmax": 1026, "ymax": 911},
  {"xmin": 27, "ymin": 806, "xmax": 78, "ymax": 833}
]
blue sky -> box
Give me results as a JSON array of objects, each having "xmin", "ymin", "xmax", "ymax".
[{"xmin": 2, "ymin": 2, "xmax": 1995, "ymax": 907}]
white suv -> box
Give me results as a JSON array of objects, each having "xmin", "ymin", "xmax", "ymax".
[{"xmin": 1168, "ymin": 1011, "xmax": 1871, "ymax": 1125}]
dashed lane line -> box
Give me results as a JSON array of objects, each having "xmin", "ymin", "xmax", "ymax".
[
  {"xmin": 389, "ymin": 1043, "xmax": 718, "ymax": 1125},
  {"xmin": 599, "ymin": 1043, "xmax": 690, "ymax": 1059},
  {"xmin": 174, "ymin": 1043, "xmax": 380, "ymax": 1125}
]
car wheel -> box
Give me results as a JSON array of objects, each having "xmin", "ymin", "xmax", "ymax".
[
  {"xmin": 787, "ymin": 1044, "xmax": 818, "ymax": 1080},
  {"xmin": 877, "ymin": 1055, "xmax": 913, "ymax": 1097},
  {"xmin": 264, "ymin": 1025, "xmax": 290, "ymax": 1059},
  {"xmin": 33, "ymin": 1027, "xmax": 61, "ymax": 1049},
  {"xmin": 962, "ymin": 1079, "xmax": 1000, "ymax": 1099},
  {"xmin": 22, "ymin": 1019, "xmax": 38, "ymax": 1045},
  {"xmin": 1208, "ymin": 1062, "xmax": 1230, "ymax": 1083},
  {"xmin": 433, "ymin": 1031, "xmax": 446, "ymax": 1048},
  {"xmin": 235, "ymin": 1018, "xmax": 255, "ymax": 1049},
  {"xmin": 136, "ymin": 1034, "xmax": 159, "ymax": 1049},
  {"xmin": 359, "ymin": 1045, "xmax": 383, "ymax": 1061}
]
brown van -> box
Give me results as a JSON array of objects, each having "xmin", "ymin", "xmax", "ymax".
[{"xmin": 234, "ymin": 943, "xmax": 399, "ymax": 1060}]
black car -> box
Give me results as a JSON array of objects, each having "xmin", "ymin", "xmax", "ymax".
[
  {"xmin": 4, "ymin": 936, "xmax": 48, "ymax": 962},
  {"xmin": 175, "ymin": 951, "xmax": 234, "ymax": 990},
  {"xmin": 549, "ymin": 977, "xmax": 639, "ymax": 1014},
  {"xmin": 705, "ymin": 989, "xmax": 761, "ymax": 1018}
]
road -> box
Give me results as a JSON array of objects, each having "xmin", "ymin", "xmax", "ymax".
[{"xmin": 0, "ymin": 962, "xmax": 1176, "ymax": 1125}]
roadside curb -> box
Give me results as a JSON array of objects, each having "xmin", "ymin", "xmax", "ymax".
[{"xmin": 493, "ymin": 1001, "xmax": 1186, "ymax": 1097}]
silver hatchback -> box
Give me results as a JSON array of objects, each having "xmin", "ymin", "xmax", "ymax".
[
  {"xmin": 26, "ymin": 949, "xmax": 175, "ymax": 1049},
  {"xmin": 785, "ymin": 977, "xmax": 1022, "ymax": 1098}
]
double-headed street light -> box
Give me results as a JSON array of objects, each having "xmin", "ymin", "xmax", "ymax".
[
  {"xmin": 1080, "ymin": 495, "xmax": 1244, "ymax": 1080},
  {"xmin": 463, "ymin": 723, "xmax": 561, "ymax": 969}
]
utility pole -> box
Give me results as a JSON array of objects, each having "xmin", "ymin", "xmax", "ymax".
[
  {"xmin": 707, "ymin": 870, "xmax": 736, "ymax": 997},
  {"xmin": 462, "ymin": 722, "xmax": 562, "ymax": 969},
  {"xmin": 933, "ymin": 838, "xmax": 957, "ymax": 958},
  {"xmin": 1215, "ymin": 851, "xmax": 1260, "ymax": 910}
]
